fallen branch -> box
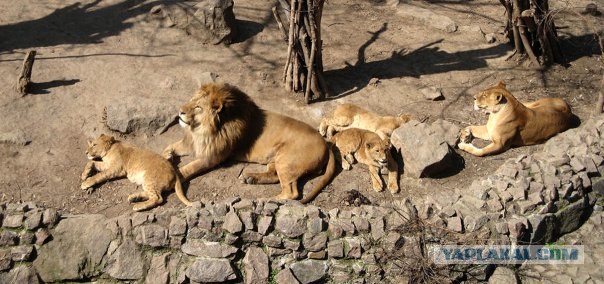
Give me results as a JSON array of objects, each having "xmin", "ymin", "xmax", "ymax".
[{"xmin": 16, "ymin": 50, "xmax": 36, "ymax": 96}]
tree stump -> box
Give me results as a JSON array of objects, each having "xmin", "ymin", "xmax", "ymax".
[
  {"xmin": 274, "ymin": 0, "xmax": 328, "ymax": 103},
  {"xmin": 16, "ymin": 50, "xmax": 36, "ymax": 96},
  {"xmin": 499, "ymin": 0, "xmax": 562, "ymax": 66}
]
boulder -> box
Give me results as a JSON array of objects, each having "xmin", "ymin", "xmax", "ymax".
[
  {"xmin": 34, "ymin": 214, "xmax": 113, "ymax": 282},
  {"xmin": 0, "ymin": 265, "xmax": 39, "ymax": 284},
  {"xmin": 105, "ymin": 96, "xmax": 177, "ymax": 135},
  {"xmin": 391, "ymin": 120, "xmax": 458, "ymax": 178}
]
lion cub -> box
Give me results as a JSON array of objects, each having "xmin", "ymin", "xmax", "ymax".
[
  {"xmin": 80, "ymin": 134, "xmax": 193, "ymax": 211},
  {"xmin": 319, "ymin": 103, "xmax": 413, "ymax": 140},
  {"xmin": 331, "ymin": 128, "xmax": 399, "ymax": 193}
]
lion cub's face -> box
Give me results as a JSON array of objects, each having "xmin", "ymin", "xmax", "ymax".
[
  {"xmin": 86, "ymin": 134, "xmax": 115, "ymax": 160},
  {"xmin": 366, "ymin": 139, "xmax": 390, "ymax": 166},
  {"xmin": 474, "ymin": 81, "xmax": 508, "ymax": 114}
]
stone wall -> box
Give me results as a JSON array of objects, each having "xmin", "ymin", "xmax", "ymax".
[{"xmin": 1, "ymin": 116, "xmax": 603, "ymax": 283}]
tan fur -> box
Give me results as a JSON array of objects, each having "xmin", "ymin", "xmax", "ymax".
[
  {"xmin": 319, "ymin": 103, "xmax": 414, "ymax": 140},
  {"xmin": 458, "ymin": 81, "xmax": 573, "ymax": 157},
  {"xmin": 81, "ymin": 134, "xmax": 193, "ymax": 211},
  {"xmin": 162, "ymin": 83, "xmax": 336, "ymax": 203},
  {"xmin": 331, "ymin": 128, "xmax": 399, "ymax": 193}
]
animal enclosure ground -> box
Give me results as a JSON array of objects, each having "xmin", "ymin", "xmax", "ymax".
[{"xmin": 0, "ymin": 0, "xmax": 602, "ymax": 217}]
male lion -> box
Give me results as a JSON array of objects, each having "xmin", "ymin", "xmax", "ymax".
[
  {"xmin": 331, "ymin": 128, "xmax": 399, "ymax": 193},
  {"xmin": 458, "ymin": 81, "xmax": 574, "ymax": 157},
  {"xmin": 81, "ymin": 134, "xmax": 193, "ymax": 211},
  {"xmin": 162, "ymin": 83, "xmax": 335, "ymax": 203},
  {"xmin": 319, "ymin": 103, "xmax": 414, "ymax": 140}
]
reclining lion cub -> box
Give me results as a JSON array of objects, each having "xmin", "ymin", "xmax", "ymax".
[
  {"xmin": 458, "ymin": 81, "xmax": 574, "ymax": 157},
  {"xmin": 331, "ymin": 128, "xmax": 399, "ymax": 193},
  {"xmin": 162, "ymin": 83, "xmax": 335, "ymax": 203},
  {"xmin": 81, "ymin": 134, "xmax": 193, "ymax": 211},
  {"xmin": 319, "ymin": 103, "xmax": 413, "ymax": 140}
]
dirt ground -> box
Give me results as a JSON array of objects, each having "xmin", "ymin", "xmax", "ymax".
[{"xmin": 0, "ymin": 0, "xmax": 602, "ymax": 218}]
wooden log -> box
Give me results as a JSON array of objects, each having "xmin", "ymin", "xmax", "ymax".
[
  {"xmin": 305, "ymin": 0, "xmax": 318, "ymax": 102},
  {"xmin": 596, "ymin": 74, "xmax": 604, "ymax": 114},
  {"xmin": 272, "ymin": 6, "xmax": 288, "ymax": 41},
  {"xmin": 283, "ymin": 0, "xmax": 297, "ymax": 86},
  {"xmin": 518, "ymin": 21, "xmax": 540, "ymax": 66},
  {"xmin": 16, "ymin": 50, "xmax": 36, "ymax": 96}
]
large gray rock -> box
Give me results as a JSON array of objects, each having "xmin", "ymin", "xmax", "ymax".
[
  {"xmin": 186, "ymin": 258, "xmax": 237, "ymax": 283},
  {"xmin": 276, "ymin": 268, "xmax": 300, "ymax": 284},
  {"xmin": 181, "ymin": 239, "xmax": 238, "ymax": 258},
  {"xmin": 34, "ymin": 214, "xmax": 113, "ymax": 282},
  {"xmin": 134, "ymin": 224, "xmax": 168, "ymax": 247},
  {"xmin": 391, "ymin": 120, "xmax": 457, "ymax": 178},
  {"xmin": 105, "ymin": 96, "xmax": 177, "ymax": 135},
  {"xmin": 150, "ymin": 0, "xmax": 237, "ymax": 45},
  {"xmin": 104, "ymin": 239, "xmax": 144, "ymax": 280},
  {"xmin": 488, "ymin": 266, "xmax": 518, "ymax": 284},
  {"xmin": 242, "ymin": 247, "xmax": 269, "ymax": 284},
  {"xmin": 527, "ymin": 214, "xmax": 559, "ymax": 244},
  {"xmin": 289, "ymin": 260, "xmax": 328, "ymax": 284},
  {"xmin": 555, "ymin": 195, "xmax": 593, "ymax": 235},
  {"xmin": 396, "ymin": 4, "xmax": 457, "ymax": 32}
]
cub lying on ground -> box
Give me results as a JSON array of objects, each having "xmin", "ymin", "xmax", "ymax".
[
  {"xmin": 162, "ymin": 83, "xmax": 335, "ymax": 203},
  {"xmin": 331, "ymin": 128, "xmax": 399, "ymax": 193},
  {"xmin": 81, "ymin": 134, "xmax": 192, "ymax": 211},
  {"xmin": 458, "ymin": 81, "xmax": 574, "ymax": 156},
  {"xmin": 319, "ymin": 103, "xmax": 414, "ymax": 139}
]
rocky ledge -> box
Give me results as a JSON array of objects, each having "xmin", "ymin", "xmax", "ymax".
[{"xmin": 1, "ymin": 116, "xmax": 603, "ymax": 283}]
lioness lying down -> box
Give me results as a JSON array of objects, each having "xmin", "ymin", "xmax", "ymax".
[
  {"xmin": 319, "ymin": 103, "xmax": 413, "ymax": 139},
  {"xmin": 331, "ymin": 128, "xmax": 399, "ymax": 193},
  {"xmin": 163, "ymin": 83, "xmax": 336, "ymax": 203},
  {"xmin": 458, "ymin": 81, "xmax": 574, "ymax": 156},
  {"xmin": 81, "ymin": 134, "xmax": 193, "ymax": 211}
]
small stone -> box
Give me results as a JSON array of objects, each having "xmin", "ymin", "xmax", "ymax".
[
  {"xmin": 570, "ymin": 157, "xmax": 586, "ymax": 173},
  {"xmin": 242, "ymin": 231, "xmax": 263, "ymax": 242},
  {"xmin": 2, "ymin": 214, "xmax": 23, "ymax": 228},
  {"xmin": 131, "ymin": 212, "xmax": 154, "ymax": 227},
  {"xmin": 306, "ymin": 217, "xmax": 324, "ymax": 235},
  {"xmin": 344, "ymin": 238, "xmax": 362, "ymax": 259},
  {"xmin": 181, "ymin": 239, "xmax": 238, "ymax": 258},
  {"xmin": 447, "ymin": 216, "xmax": 464, "ymax": 232},
  {"xmin": 144, "ymin": 253, "xmax": 170, "ymax": 284},
  {"xmin": 0, "ymin": 249, "xmax": 12, "ymax": 271},
  {"xmin": 10, "ymin": 245, "xmax": 34, "ymax": 262},
  {"xmin": 499, "ymin": 191, "xmax": 513, "ymax": 203},
  {"xmin": 275, "ymin": 211, "xmax": 306, "ymax": 238},
  {"xmin": 169, "ymin": 216, "xmax": 187, "ymax": 236},
  {"xmin": 104, "ymin": 239, "xmax": 144, "ymax": 280},
  {"xmin": 0, "ymin": 231, "xmax": 19, "ymax": 246},
  {"xmin": 276, "ymin": 268, "xmax": 300, "ymax": 284},
  {"xmin": 328, "ymin": 240, "xmax": 344, "ymax": 258},
  {"xmin": 487, "ymin": 199, "xmax": 503, "ymax": 212},
  {"xmin": 495, "ymin": 222, "xmax": 509, "ymax": 235},
  {"xmin": 186, "ymin": 258, "xmax": 236, "ymax": 283},
  {"xmin": 289, "ymin": 260, "xmax": 328, "ymax": 284},
  {"xmin": 308, "ymin": 250, "xmax": 327, "ymax": 259},
  {"xmin": 303, "ymin": 233, "xmax": 328, "ymax": 252},
  {"xmin": 283, "ymin": 238, "xmax": 300, "ymax": 251},
  {"xmin": 485, "ymin": 33, "xmax": 497, "ymax": 43},
  {"xmin": 134, "ymin": 224, "xmax": 168, "ymax": 247},
  {"xmin": 243, "ymin": 247, "xmax": 269, "ymax": 284},
  {"xmin": 420, "ymin": 86, "xmax": 444, "ymax": 101},
  {"xmin": 223, "ymin": 211, "xmax": 243, "ymax": 234},
  {"xmin": 239, "ymin": 211, "xmax": 255, "ymax": 231},
  {"xmin": 24, "ymin": 210, "xmax": 42, "ymax": 230},
  {"xmin": 257, "ymin": 215, "xmax": 273, "ymax": 235},
  {"xmin": 19, "ymin": 231, "xmax": 35, "ymax": 245},
  {"xmin": 262, "ymin": 235, "xmax": 282, "ymax": 248}
]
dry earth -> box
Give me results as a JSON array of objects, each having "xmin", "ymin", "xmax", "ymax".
[{"xmin": 0, "ymin": 0, "xmax": 602, "ymax": 218}]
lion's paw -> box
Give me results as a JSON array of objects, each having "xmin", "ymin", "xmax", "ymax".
[{"xmin": 458, "ymin": 128, "xmax": 473, "ymax": 144}]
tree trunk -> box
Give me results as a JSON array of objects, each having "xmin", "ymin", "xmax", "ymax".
[
  {"xmin": 500, "ymin": 0, "xmax": 563, "ymax": 66},
  {"xmin": 274, "ymin": 0, "xmax": 328, "ymax": 103},
  {"xmin": 16, "ymin": 50, "xmax": 36, "ymax": 96}
]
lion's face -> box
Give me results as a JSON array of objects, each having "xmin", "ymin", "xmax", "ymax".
[
  {"xmin": 86, "ymin": 134, "xmax": 115, "ymax": 160},
  {"xmin": 473, "ymin": 81, "xmax": 508, "ymax": 114},
  {"xmin": 178, "ymin": 90, "xmax": 220, "ymax": 133},
  {"xmin": 365, "ymin": 139, "xmax": 391, "ymax": 166}
]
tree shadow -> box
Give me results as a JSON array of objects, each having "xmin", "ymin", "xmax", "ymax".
[
  {"xmin": 558, "ymin": 33, "xmax": 602, "ymax": 65},
  {"xmin": 29, "ymin": 79, "xmax": 81, "ymax": 95},
  {"xmin": 231, "ymin": 19, "xmax": 264, "ymax": 44},
  {"xmin": 323, "ymin": 23, "xmax": 512, "ymax": 99},
  {"xmin": 0, "ymin": 0, "xmax": 173, "ymax": 54}
]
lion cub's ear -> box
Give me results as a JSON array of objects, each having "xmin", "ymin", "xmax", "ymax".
[
  {"xmin": 496, "ymin": 80, "xmax": 506, "ymax": 88},
  {"xmin": 87, "ymin": 140, "xmax": 93, "ymax": 147},
  {"xmin": 99, "ymin": 134, "xmax": 116, "ymax": 145},
  {"xmin": 495, "ymin": 93, "xmax": 504, "ymax": 103},
  {"xmin": 365, "ymin": 142, "xmax": 373, "ymax": 149}
]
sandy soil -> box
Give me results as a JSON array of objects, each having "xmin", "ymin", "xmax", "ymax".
[{"xmin": 0, "ymin": 0, "xmax": 602, "ymax": 217}]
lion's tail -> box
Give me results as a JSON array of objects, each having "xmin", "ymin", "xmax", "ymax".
[
  {"xmin": 301, "ymin": 145, "xmax": 336, "ymax": 204},
  {"xmin": 174, "ymin": 176, "xmax": 193, "ymax": 207}
]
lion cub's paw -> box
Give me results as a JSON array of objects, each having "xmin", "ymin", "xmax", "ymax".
[
  {"xmin": 80, "ymin": 171, "xmax": 90, "ymax": 181},
  {"xmin": 457, "ymin": 142, "xmax": 473, "ymax": 152},
  {"xmin": 81, "ymin": 179, "xmax": 95, "ymax": 191},
  {"xmin": 388, "ymin": 182, "xmax": 400, "ymax": 194},
  {"xmin": 240, "ymin": 175, "xmax": 257, "ymax": 185},
  {"xmin": 372, "ymin": 183, "xmax": 384, "ymax": 192},
  {"xmin": 162, "ymin": 149, "xmax": 174, "ymax": 161},
  {"xmin": 458, "ymin": 128, "xmax": 473, "ymax": 144}
]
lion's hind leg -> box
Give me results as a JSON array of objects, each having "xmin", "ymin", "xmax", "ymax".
[
  {"xmin": 129, "ymin": 187, "xmax": 163, "ymax": 211},
  {"xmin": 242, "ymin": 163, "xmax": 280, "ymax": 184}
]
